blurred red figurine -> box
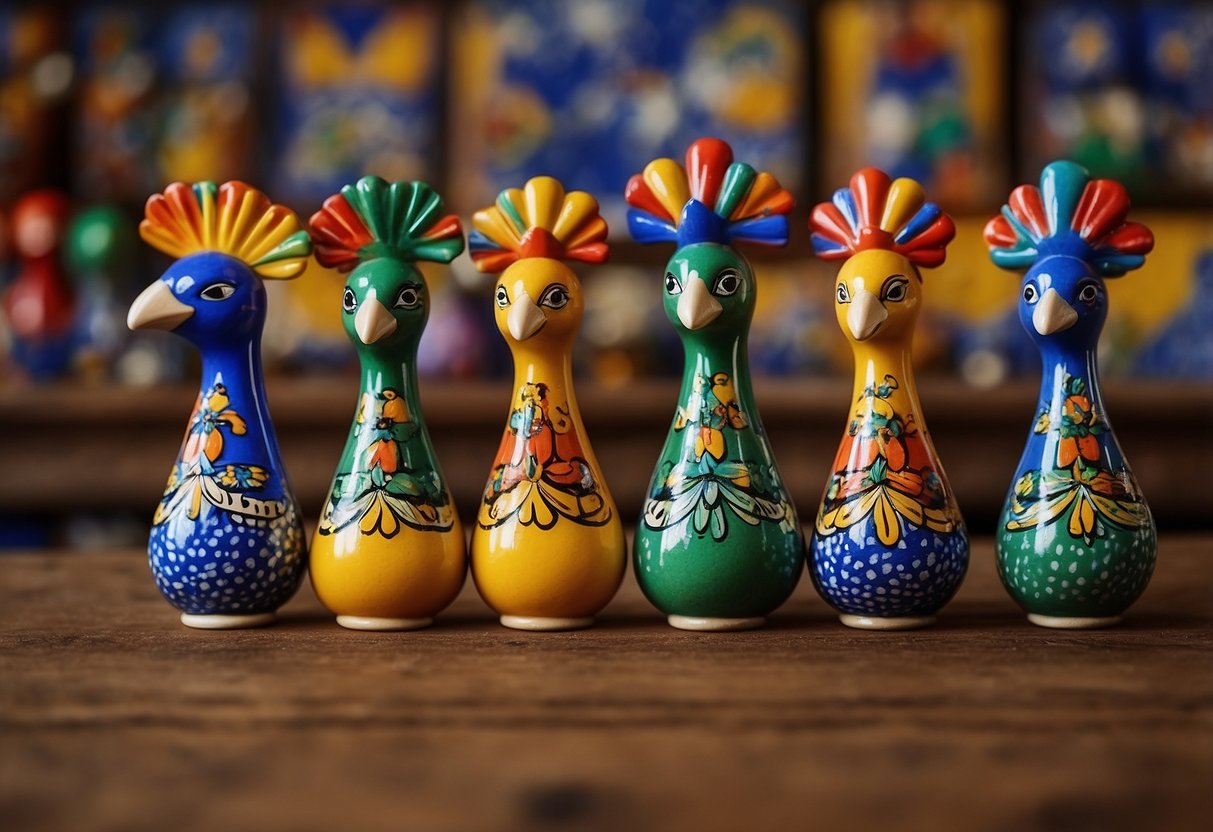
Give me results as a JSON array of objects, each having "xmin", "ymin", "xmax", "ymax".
[{"xmin": 2, "ymin": 190, "xmax": 75, "ymax": 379}]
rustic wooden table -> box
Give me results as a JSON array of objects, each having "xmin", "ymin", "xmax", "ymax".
[{"xmin": 2, "ymin": 535, "xmax": 1210, "ymax": 832}]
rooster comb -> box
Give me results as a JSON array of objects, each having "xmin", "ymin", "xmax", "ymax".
[
  {"xmin": 141, "ymin": 181, "xmax": 311, "ymax": 279},
  {"xmin": 984, "ymin": 160, "xmax": 1152, "ymax": 278},
  {"xmin": 469, "ymin": 176, "xmax": 608, "ymax": 273},
  {"xmin": 625, "ymin": 137, "xmax": 793, "ymax": 250},
  {"xmin": 809, "ymin": 168, "xmax": 955, "ymax": 270},
  {"xmin": 309, "ymin": 176, "xmax": 464, "ymax": 273}
]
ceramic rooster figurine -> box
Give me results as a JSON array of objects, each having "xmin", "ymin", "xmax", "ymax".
[
  {"xmin": 985, "ymin": 160, "xmax": 1155, "ymax": 628},
  {"xmin": 307, "ymin": 176, "xmax": 467, "ymax": 631},
  {"xmin": 468, "ymin": 176, "xmax": 625, "ymax": 631},
  {"xmin": 808, "ymin": 168, "xmax": 968, "ymax": 630},
  {"xmin": 625, "ymin": 137, "xmax": 803, "ymax": 631},
  {"xmin": 128, "ymin": 182, "xmax": 312, "ymax": 628}
]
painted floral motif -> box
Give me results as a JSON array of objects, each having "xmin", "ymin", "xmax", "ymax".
[
  {"xmin": 1033, "ymin": 374, "xmax": 1107, "ymax": 468},
  {"xmin": 181, "ymin": 384, "xmax": 248, "ymax": 467},
  {"xmin": 815, "ymin": 374, "xmax": 958, "ymax": 547},
  {"xmin": 320, "ymin": 387, "xmax": 454, "ymax": 537},
  {"xmin": 1007, "ymin": 372, "xmax": 1148, "ymax": 545},
  {"xmin": 154, "ymin": 382, "xmax": 284, "ymax": 533},
  {"xmin": 644, "ymin": 371, "xmax": 794, "ymax": 541},
  {"xmin": 479, "ymin": 382, "xmax": 611, "ymax": 530}
]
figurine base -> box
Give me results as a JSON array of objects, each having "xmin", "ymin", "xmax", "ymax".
[
  {"xmin": 180, "ymin": 612, "xmax": 275, "ymax": 630},
  {"xmin": 1027, "ymin": 613, "xmax": 1122, "ymax": 630},
  {"xmin": 839, "ymin": 614, "xmax": 935, "ymax": 631},
  {"xmin": 336, "ymin": 615, "xmax": 432, "ymax": 632},
  {"xmin": 667, "ymin": 615, "xmax": 765, "ymax": 632},
  {"xmin": 499, "ymin": 615, "xmax": 593, "ymax": 631}
]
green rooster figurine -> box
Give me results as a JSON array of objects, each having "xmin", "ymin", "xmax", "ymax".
[{"xmin": 625, "ymin": 137, "xmax": 804, "ymax": 631}]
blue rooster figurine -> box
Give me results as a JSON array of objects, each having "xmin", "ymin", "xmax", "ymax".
[
  {"xmin": 985, "ymin": 161, "xmax": 1156, "ymax": 628},
  {"xmin": 127, "ymin": 182, "xmax": 313, "ymax": 629}
]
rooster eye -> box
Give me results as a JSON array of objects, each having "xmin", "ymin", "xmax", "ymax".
[
  {"xmin": 713, "ymin": 269, "xmax": 741, "ymax": 296},
  {"xmin": 665, "ymin": 272, "xmax": 682, "ymax": 294},
  {"xmin": 200, "ymin": 283, "xmax": 235, "ymax": 301},
  {"xmin": 395, "ymin": 285, "xmax": 421, "ymax": 309},
  {"xmin": 1078, "ymin": 283, "xmax": 1099, "ymax": 304},
  {"xmin": 342, "ymin": 288, "xmax": 357, "ymax": 312},
  {"xmin": 1023, "ymin": 284, "xmax": 1039, "ymax": 304},
  {"xmin": 881, "ymin": 276, "xmax": 909, "ymax": 303},
  {"xmin": 495, "ymin": 285, "xmax": 509, "ymax": 308},
  {"xmin": 836, "ymin": 283, "xmax": 850, "ymax": 303},
  {"xmin": 540, "ymin": 284, "xmax": 569, "ymax": 309}
]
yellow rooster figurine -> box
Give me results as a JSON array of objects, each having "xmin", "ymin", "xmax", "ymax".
[
  {"xmin": 468, "ymin": 177, "xmax": 626, "ymax": 630},
  {"xmin": 807, "ymin": 168, "xmax": 968, "ymax": 629}
]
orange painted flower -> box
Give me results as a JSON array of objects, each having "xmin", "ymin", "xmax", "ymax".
[
  {"xmin": 366, "ymin": 437, "xmax": 400, "ymax": 474},
  {"xmin": 818, "ymin": 375, "xmax": 957, "ymax": 544},
  {"xmin": 1057, "ymin": 392, "xmax": 1102, "ymax": 468}
]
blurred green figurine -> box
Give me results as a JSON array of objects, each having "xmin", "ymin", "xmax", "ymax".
[
  {"xmin": 624, "ymin": 137, "xmax": 804, "ymax": 631},
  {"xmin": 65, "ymin": 205, "xmax": 136, "ymax": 380}
]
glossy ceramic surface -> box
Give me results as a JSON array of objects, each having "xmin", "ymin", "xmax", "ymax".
[
  {"xmin": 625, "ymin": 137, "xmax": 804, "ymax": 628},
  {"xmin": 468, "ymin": 177, "xmax": 625, "ymax": 629},
  {"xmin": 808, "ymin": 169, "xmax": 968, "ymax": 628},
  {"xmin": 307, "ymin": 177, "xmax": 467, "ymax": 629},
  {"xmin": 128, "ymin": 181, "xmax": 312, "ymax": 628},
  {"xmin": 985, "ymin": 161, "xmax": 1156, "ymax": 626}
]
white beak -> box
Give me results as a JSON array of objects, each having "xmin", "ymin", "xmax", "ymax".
[
  {"xmin": 1033, "ymin": 288, "xmax": 1078, "ymax": 336},
  {"xmin": 128, "ymin": 280, "xmax": 194, "ymax": 331},
  {"xmin": 354, "ymin": 297, "xmax": 398, "ymax": 344},
  {"xmin": 677, "ymin": 278, "xmax": 723, "ymax": 330},
  {"xmin": 847, "ymin": 290, "xmax": 888, "ymax": 341},
  {"xmin": 507, "ymin": 291, "xmax": 547, "ymax": 341}
]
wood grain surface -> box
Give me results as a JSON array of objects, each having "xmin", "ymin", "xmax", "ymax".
[{"xmin": 1, "ymin": 535, "xmax": 1210, "ymax": 832}]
